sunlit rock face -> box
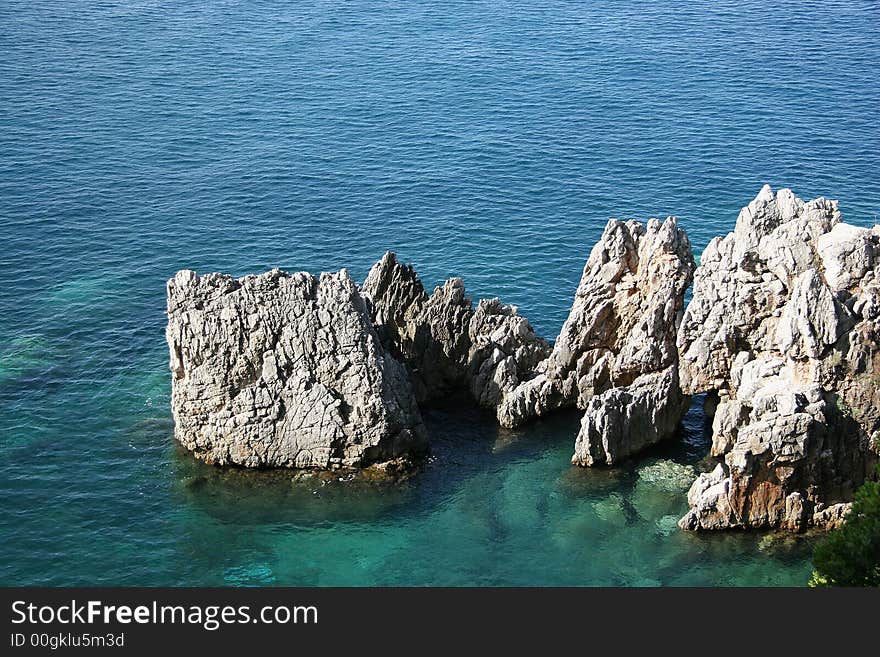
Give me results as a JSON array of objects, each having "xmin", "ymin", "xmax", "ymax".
[
  {"xmin": 677, "ymin": 186, "xmax": 880, "ymax": 531},
  {"xmin": 165, "ymin": 187, "xmax": 879, "ymax": 519},
  {"xmin": 466, "ymin": 297, "xmax": 552, "ymax": 411},
  {"xmin": 166, "ymin": 267, "xmax": 427, "ymax": 472},
  {"xmin": 497, "ymin": 217, "xmax": 694, "ymax": 435},
  {"xmin": 572, "ymin": 365, "xmax": 690, "ymax": 467},
  {"xmin": 486, "ymin": 217, "xmax": 695, "ymax": 468}
]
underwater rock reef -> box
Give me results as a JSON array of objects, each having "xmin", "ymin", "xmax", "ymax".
[{"xmin": 166, "ymin": 186, "xmax": 880, "ymax": 532}]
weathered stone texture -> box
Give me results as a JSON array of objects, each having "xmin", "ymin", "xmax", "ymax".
[
  {"xmin": 166, "ymin": 267, "xmax": 427, "ymax": 471},
  {"xmin": 678, "ymin": 186, "xmax": 880, "ymax": 530},
  {"xmin": 498, "ymin": 217, "xmax": 695, "ymax": 431}
]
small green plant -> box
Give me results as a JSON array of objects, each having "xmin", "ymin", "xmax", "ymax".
[
  {"xmin": 810, "ymin": 466, "xmax": 880, "ymax": 587},
  {"xmin": 835, "ymin": 394, "xmax": 853, "ymax": 419}
]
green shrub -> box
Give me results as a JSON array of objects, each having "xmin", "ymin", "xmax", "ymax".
[{"xmin": 810, "ymin": 467, "xmax": 880, "ymax": 587}]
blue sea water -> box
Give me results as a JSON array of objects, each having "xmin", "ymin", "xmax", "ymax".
[{"xmin": 1, "ymin": 0, "xmax": 878, "ymax": 586}]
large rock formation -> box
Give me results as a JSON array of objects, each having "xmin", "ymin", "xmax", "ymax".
[
  {"xmin": 678, "ymin": 186, "xmax": 880, "ymax": 530},
  {"xmin": 166, "ymin": 267, "xmax": 427, "ymax": 472},
  {"xmin": 497, "ymin": 217, "xmax": 694, "ymax": 430},
  {"xmin": 361, "ymin": 252, "xmax": 551, "ymax": 407},
  {"xmin": 494, "ymin": 217, "xmax": 695, "ymax": 467}
]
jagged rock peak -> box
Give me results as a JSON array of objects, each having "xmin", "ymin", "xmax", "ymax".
[
  {"xmin": 497, "ymin": 215, "xmax": 695, "ymax": 431},
  {"xmin": 677, "ymin": 184, "xmax": 844, "ymax": 395},
  {"xmin": 361, "ymin": 252, "xmax": 473, "ymax": 401},
  {"xmin": 361, "ymin": 251, "xmax": 551, "ymax": 408},
  {"xmin": 467, "ymin": 298, "xmax": 552, "ymax": 410}
]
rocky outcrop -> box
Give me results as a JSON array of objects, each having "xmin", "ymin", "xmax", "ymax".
[
  {"xmin": 361, "ymin": 253, "xmax": 472, "ymax": 402},
  {"xmin": 572, "ymin": 365, "xmax": 690, "ymax": 466},
  {"xmin": 467, "ymin": 298, "xmax": 552, "ymax": 409},
  {"xmin": 679, "ymin": 375, "xmax": 864, "ymax": 530},
  {"xmin": 677, "ymin": 185, "xmax": 842, "ymax": 393},
  {"xmin": 361, "ymin": 251, "xmax": 551, "ymax": 408},
  {"xmin": 167, "ymin": 251, "xmax": 552, "ymax": 473},
  {"xmin": 678, "ymin": 186, "xmax": 880, "ymax": 530},
  {"xmin": 166, "ymin": 267, "xmax": 427, "ymax": 472},
  {"xmin": 497, "ymin": 217, "xmax": 695, "ymax": 466}
]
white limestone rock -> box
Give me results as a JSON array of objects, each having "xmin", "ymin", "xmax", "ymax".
[
  {"xmin": 166, "ymin": 267, "xmax": 428, "ymax": 471},
  {"xmin": 679, "ymin": 376, "xmax": 867, "ymax": 531},
  {"xmin": 467, "ymin": 298, "xmax": 551, "ymax": 409},
  {"xmin": 572, "ymin": 365, "xmax": 689, "ymax": 466},
  {"xmin": 678, "ymin": 184, "xmax": 842, "ymax": 395},
  {"xmin": 677, "ymin": 186, "xmax": 880, "ymax": 531},
  {"xmin": 498, "ymin": 216, "xmax": 695, "ymax": 430},
  {"xmin": 361, "ymin": 252, "xmax": 472, "ymax": 402},
  {"xmin": 774, "ymin": 269, "xmax": 852, "ymax": 360}
]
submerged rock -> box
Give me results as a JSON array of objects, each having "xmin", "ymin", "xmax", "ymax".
[
  {"xmin": 636, "ymin": 459, "xmax": 698, "ymax": 493},
  {"xmin": 631, "ymin": 459, "xmax": 696, "ymax": 521},
  {"xmin": 677, "ymin": 186, "xmax": 880, "ymax": 531},
  {"xmin": 498, "ymin": 217, "xmax": 695, "ymax": 435},
  {"xmin": 166, "ymin": 267, "xmax": 427, "ymax": 471}
]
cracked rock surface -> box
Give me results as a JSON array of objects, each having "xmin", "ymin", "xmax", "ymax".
[
  {"xmin": 498, "ymin": 217, "xmax": 694, "ymax": 429},
  {"xmin": 166, "ymin": 267, "xmax": 427, "ymax": 471},
  {"xmin": 467, "ymin": 297, "xmax": 552, "ymax": 410},
  {"xmin": 678, "ymin": 186, "xmax": 880, "ymax": 530}
]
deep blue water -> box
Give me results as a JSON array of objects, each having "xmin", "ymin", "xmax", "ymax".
[{"xmin": 1, "ymin": 0, "xmax": 878, "ymax": 586}]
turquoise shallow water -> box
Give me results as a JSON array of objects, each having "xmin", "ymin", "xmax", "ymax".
[{"xmin": 1, "ymin": 1, "xmax": 878, "ymax": 585}]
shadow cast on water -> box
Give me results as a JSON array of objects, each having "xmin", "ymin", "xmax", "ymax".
[
  {"xmin": 168, "ymin": 394, "xmax": 587, "ymax": 528},
  {"xmin": 167, "ymin": 392, "xmax": 716, "ymax": 528}
]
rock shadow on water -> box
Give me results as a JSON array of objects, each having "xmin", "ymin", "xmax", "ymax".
[
  {"xmin": 171, "ymin": 446, "xmax": 414, "ymax": 527},
  {"xmin": 488, "ymin": 406, "xmax": 584, "ymax": 455}
]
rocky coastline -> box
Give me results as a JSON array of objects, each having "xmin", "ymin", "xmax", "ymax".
[{"xmin": 166, "ymin": 186, "xmax": 880, "ymax": 532}]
